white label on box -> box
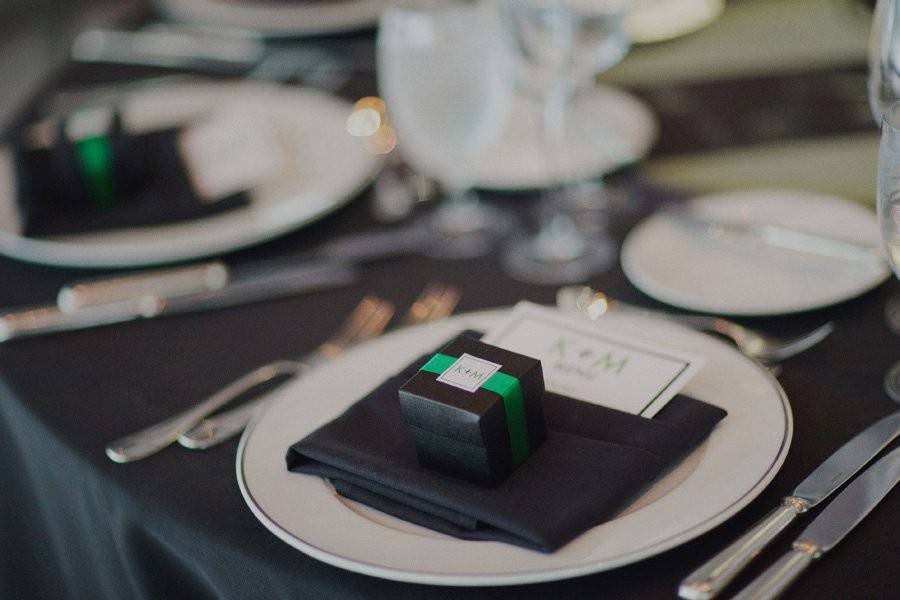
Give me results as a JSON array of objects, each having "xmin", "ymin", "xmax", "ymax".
[
  {"xmin": 436, "ymin": 353, "xmax": 502, "ymax": 393},
  {"xmin": 482, "ymin": 302, "xmax": 705, "ymax": 417}
]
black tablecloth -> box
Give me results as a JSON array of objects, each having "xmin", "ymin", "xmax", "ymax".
[{"xmin": 1, "ymin": 26, "xmax": 899, "ymax": 600}]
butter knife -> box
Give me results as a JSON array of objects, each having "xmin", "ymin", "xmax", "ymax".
[
  {"xmin": 679, "ymin": 410, "xmax": 900, "ymax": 599},
  {"xmin": 0, "ymin": 260, "xmax": 355, "ymax": 342},
  {"xmin": 732, "ymin": 446, "xmax": 900, "ymax": 600},
  {"xmin": 668, "ymin": 210, "xmax": 885, "ymax": 267}
]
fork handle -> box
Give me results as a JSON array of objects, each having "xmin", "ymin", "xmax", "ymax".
[
  {"xmin": 179, "ymin": 393, "xmax": 272, "ymax": 449},
  {"xmin": 105, "ymin": 360, "xmax": 301, "ymax": 463},
  {"xmin": 679, "ymin": 498, "xmax": 808, "ymax": 599},
  {"xmin": 730, "ymin": 546, "xmax": 817, "ymax": 600}
]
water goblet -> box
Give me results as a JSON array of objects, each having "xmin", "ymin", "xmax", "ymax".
[
  {"xmin": 877, "ymin": 102, "xmax": 900, "ymax": 401},
  {"xmin": 377, "ymin": 0, "xmax": 516, "ymax": 258},
  {"xmin": 501, "ymin": 0, "xmax": 630, "ymax": 284}
]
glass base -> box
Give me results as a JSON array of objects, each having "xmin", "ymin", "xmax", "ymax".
[
  {"xmin": 424, "ymin": 199, "xmax": 517, "ymax": 259},
  {"xmin": 501, "ymin": 227, "xmax": 616, "ymax": 285},
  {"xmin": 886, "ymin": 361, "xmax": 900, "ymax": 404},
  {"xmin": 886, "ymin": 295, "xmax": 900, "ymax": 336}
]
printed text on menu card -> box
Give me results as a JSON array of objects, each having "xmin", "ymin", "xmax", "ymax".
[{"xmin": 482, "ymin": 302, "xmax": 705, "ymax": 417}]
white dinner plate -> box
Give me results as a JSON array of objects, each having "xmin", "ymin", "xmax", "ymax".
[
  {"xmin": 155, "ymin": 0, "xmax": 388, "ymax": 37},
  {"xmin": 237, "ymin": 308, "xmax": 791, "ymax": 586},
  {"xmin": 625, "ymin": 0, "xmax": 725, "ymax": 44},
  {"xmin": 473, "ymin": 85, "xmax": 658, "ymax": 191},
  {"xmin": 0, "ymin": 82, "xmax": 381, "ymax": 268},
  {"xmin": 621, "ymin": 189, "xmax": 892, "ymax": 316}
]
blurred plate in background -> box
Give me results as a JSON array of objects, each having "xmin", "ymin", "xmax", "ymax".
[
  {"xmin": 625, "ymin": 0, "xmax": 724, "ymax": 44},
  {"xmin": 621, "ymin": 189, "xmax": 891, "ymax": 316},
  {"xmin": 0, "ymin": 82, "xmax": 381, "ymax": 268}
]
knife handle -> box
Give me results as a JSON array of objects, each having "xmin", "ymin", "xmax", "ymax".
[
  {"xmin": 57, "ymin": 261, "xmax": 228, "ymax": 312},
  {"xmin": 730, "ymin": 543, "xmax": 819, "ymax": 600},
  {"xmin": 679, "ymin": 497, "xmax": 809, "ymax": 600}
]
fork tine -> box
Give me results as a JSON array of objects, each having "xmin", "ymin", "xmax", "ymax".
[
  {"xmin": 328, "ymin": 296, "xmax": 381, "ymax": 342},
  {"xmin": 318, "ymin": 296, "xmax": 390, "ymax": 359},
  {"xmin": 425, "ymin": 285, "xmax": 461, "ymax": 322},
  {"xmin": 352, "ymin": 302, "xmax": 395, "ymax": 343},
  {"xmin": 400, "ymin": 282, "xmax": 444, "ymax": 325}
]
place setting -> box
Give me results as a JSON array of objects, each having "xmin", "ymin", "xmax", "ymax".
[{"xmin": 1, "ymin": 1, "xmax": 899, "ymax": 600}]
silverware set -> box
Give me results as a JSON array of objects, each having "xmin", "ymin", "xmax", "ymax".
[
  {"xmin": 680, "ymin": 410, "xmax": 900, "ymax": 600},
  {"xmin": 105, "ymin": 282, "xmax": 461, "ymax": 463}
]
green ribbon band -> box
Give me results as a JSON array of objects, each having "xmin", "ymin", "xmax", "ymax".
[
  {"xmin": 74, "ymin": 135, "xmax": 115, "ymax": 209},
  {"xmin": 420, "ymin": 352, "xmax": 530, "ymax": 467}
]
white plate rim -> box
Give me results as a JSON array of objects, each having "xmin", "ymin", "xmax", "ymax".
[
  {"xmin": 236, "ymin": 308, "xmax": 792, "ymax": 586},
  {"xmin": 0, "ymin": 84, "xmax": 382, "ymax": 269},
  {"xmin": 154, "ymin": 0, "xmax": 389, "ymax": 37},
  {"xmin": 620, "ymin": 189, "xmax": 892, "ymax": 316}
]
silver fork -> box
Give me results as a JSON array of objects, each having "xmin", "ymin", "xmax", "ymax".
[
  {"xmin": 177, "ymin": 283, "xmax": 461, "ymax": 450},
  {"xmin": 556, "ymin": 286, "xmax": 834, "ymax": 363},
  {"xmin": 105, "ymin": 296, "xmax": 394, "ymax": 463}
]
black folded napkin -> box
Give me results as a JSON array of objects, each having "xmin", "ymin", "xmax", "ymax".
[
  {"xmin": 10, "ymin": 115, "xmax": 249, "ymax": 237},
  {"xmin": 286, "ymin": 333, "xmax": 727, "ymax": 553}
]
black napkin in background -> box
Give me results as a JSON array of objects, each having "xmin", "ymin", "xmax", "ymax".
[
  {"xmin": 11, "ymin": 120, "xmax": 249, "ymax": 237},
  {"xmin": 287, "ymin": 332, "xmax": 727, "ymax": 553}
]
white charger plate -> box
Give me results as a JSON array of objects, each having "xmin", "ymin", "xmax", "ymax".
[
  {"xmin": 621, "ymin": 189, "xmax": 892, "ymax": 316},
  {"xmin": 237, "ymin": 308, "xmax": 791, "ymax": 586},
  {"xmin": 473, "ymin": 85, "xmax": 658, "ymax": 191},
  {"xmin": 626, "ymin": 0, "xmax": 724, "ymax": 44},
  {"xmin": 0, "ymin": 82, "xmax": 381, "ymax": 269},
  {"xmin": 155, "ymin": 0, "xmax": 388, "ymax": 37}
]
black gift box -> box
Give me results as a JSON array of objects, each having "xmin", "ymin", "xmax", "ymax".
[{"xmin": 398, "ymin": 334, "xmax": 546, "ymax": 486}]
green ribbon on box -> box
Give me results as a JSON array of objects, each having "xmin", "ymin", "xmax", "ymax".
[
  {"xmin": 420, "ymin": 352, "xmax": 530, "ymax": 467},
  {"xmin": 74, "ymin": 135, "xmax": 115, "ymax": 209}
]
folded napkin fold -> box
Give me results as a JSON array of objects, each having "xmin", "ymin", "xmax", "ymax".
[{"xmin": 286, "ymin": 332, "xmax": 727, "ymax": 553}]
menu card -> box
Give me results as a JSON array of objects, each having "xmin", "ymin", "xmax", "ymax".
[{"xmin": 482, "ymin": 302, "xmax": 705, "ymax": 417}]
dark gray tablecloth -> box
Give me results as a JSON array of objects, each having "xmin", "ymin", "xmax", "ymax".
[{"xmin": 1, "ymin": 25, "xmax": 898, "ymax": 600}]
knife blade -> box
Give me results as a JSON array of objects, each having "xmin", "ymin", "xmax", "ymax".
[
  {"xmin": 679, "ymin": 410, "xmax": 900, "ymax": 599},
  {"xmin": 732, "ymin": 446, "xmax": 900, "ymax": 600},
  {"xmin": 667, "ymin": 210, "xmax": 886, "ymax": 268}
]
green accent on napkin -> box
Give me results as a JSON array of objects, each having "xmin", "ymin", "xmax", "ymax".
[
  {"xmin": 75, "ymin": 135, "xmax": 115, "ymax": 209},
  {"xmin": 420, "ymin": 352, "xmax": 530, "ymax": 467}
]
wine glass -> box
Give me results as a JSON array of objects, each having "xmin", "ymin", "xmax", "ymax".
[
  {"xmin": 871, "ymin": 0, "xmax": 900, "ymax": 401},
  {"xmin": 877, "ymin": 103, "xmax": 900, "ymax": 402},
  {"xmin": 501, "ymin": 0, "xmax": 630, "ymax": 284},
  {"xmin": 377, "ymin": 0, "xmax": 516, "ymax": 258},
  {"xmin": 869, "ymin": 0, "xmax": 900, "ymax": 120}
]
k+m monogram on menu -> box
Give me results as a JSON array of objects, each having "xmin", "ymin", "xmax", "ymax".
[{"xmin": 547, "ymin": 336, "xmax": 631, "ymax": 378}]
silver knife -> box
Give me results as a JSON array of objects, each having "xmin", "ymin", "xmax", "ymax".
[
  {"xmin": 732, "ymin": 446, "xmax": 900, "ymax": 600},
  {"xmin": 679, "ymin": 410, "xmax": 900, "ymax": 599},
  {"xmin": 0, "ymin": 259, "xmax": 355, "ymax": 342},
  {"xmin": 56, "ymin": 261, "xmax": 229, "ymax": 312},
  {"xmin": 668, "ymin": 210, "xmax": 885, "ymax": 267}
]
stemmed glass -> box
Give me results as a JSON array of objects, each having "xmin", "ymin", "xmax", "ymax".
[
  {"xmin": 377, "ymin": 0, "xmax": 515, "ymax": 258},
  {"xmin": 501, "ymin": 0, "xmax": 630, "ymax": 284},
  {"xmin": 871, "ymin": 0, "xmax": 900, "ymax": 401},
  {"xmin": 876, "ymin": 104, "xmax": 900, "ymax": 402},
  {"xmin": 869, "ymin": 0, "xmax": 900, "ymax": 119}
]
